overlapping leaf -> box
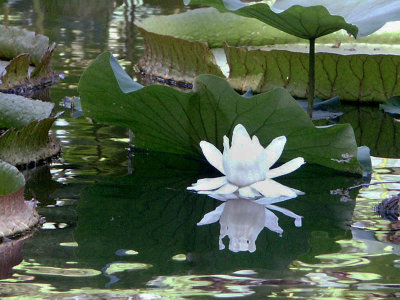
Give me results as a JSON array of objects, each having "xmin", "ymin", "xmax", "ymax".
[
  {"xmin": 184, "ymin": 0, "xmax": 359, "ymax": 39},
  {"xmin": 0, "ymin": 93, "xmax": 60, "ymax": 166},
  {"xmin": 78, "ymin": 52, "xmax": 363, "ymax": 174}
]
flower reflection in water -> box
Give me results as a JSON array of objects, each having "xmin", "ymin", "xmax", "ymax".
[{"xmin": 198, "ymin": 197, "xmax": 303, "ymax": 253}]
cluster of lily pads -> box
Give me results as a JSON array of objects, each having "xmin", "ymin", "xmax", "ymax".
[
  {"xmin": 137, "ymin": 1, "xmax": 400, "ymax": 113},
  {"xmin": 0, "ymin": 27, "xmax": 59, "ymax": 238}
]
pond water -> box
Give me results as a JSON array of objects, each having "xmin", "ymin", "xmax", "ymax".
[{"xmin": 2, "ymin": 0, "xmax": 400, "ymax": 299}]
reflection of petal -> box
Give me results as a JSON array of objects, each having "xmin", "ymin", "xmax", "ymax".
[
  {"xmin": 198, "ymin": 183, "xmax": 238, "ymax": 195},
  {"xmin": 188, "ymin": 176, "xmax": 227, "ymax": 191},
  {"xmin": 238, "ymin": 186, "xmax": 261, "ymax": 199},
  {"xmin": 268, "ymin": 157, "xmax": 305, "ymax": 179},
  {"xmin": 200, "ymin": 141, "xmax": 225, "ymax": 174},
  {"xmin": 267, "ymin": 204, "xmax": 303, "ymax": 227},
  {"xmin": 254, "ymin": 195, "xmax": 297, "ymax": 206},
  {"xmin": 251, "ymin": 179, "xmax": 297, "ymax": 198},
  {"xmin": 265, "ymin": 136, "xmax": 286, "ymax": 168},
  {"xmin": 197, "ymin": 203, "xmax": 225, "ymax": 226},
  {"xmin": 264, "ymin": 209, "xmax": 283, "ymax": 235}
]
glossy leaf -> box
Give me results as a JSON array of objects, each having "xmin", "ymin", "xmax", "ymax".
[{"xmin": 79, "ymin": 52, "xmax": 363, "ymax": 174}]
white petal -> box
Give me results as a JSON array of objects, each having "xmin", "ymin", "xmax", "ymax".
[
  {"xmin": 267, "ymin": 204, "xmax": 303, "ymax": 227},
  {"xmin": 209, "ymin": 193, "xmax": 238, "ymax": 201},
  {"xmin": 187, "ymin": 176, "xmax": 227, "ymax": 191},
  {"xmin": 231, "ymin": 124, "xmax": 252, "ymax": 146},
  {"xmin": 265, "ymin": 136, "xmax": 287, "ymax": 168},
  {"xmin": 238, "ymin": 186, "xmax": 261, "ymax": 199},
  {"xmin": 264, "ymin": 209, "xmax": 283, "ymax": 235},
  {"xmin": 197, "ymin": 203, "xmax": 225, "ymax": 226},
  {"xmin": 251, "ymin": 179, "xmax": 297, "ymax": 198},
  {"xmin": 268, "ymin": 157, "xmax": 305, "ymax": 179},
  {"xmin": 198, "ymin": 183, "xmax": 238, "ymax": 195},
  {"xmin": 200, "ymin": 141, "xmax": 225, "ymax": 174},
  {"xmin": 272, "ymin": 0, "xmax": 400, "ymax": 38}
]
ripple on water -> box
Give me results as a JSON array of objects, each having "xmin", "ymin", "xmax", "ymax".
[{"xmin": 13, "ymin": 261, "xmax": 101, "ymax": 277}]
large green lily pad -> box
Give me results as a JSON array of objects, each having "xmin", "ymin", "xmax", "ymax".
[
  {"xmin": 79, "ymin": 51, "xmax": 363, "ymax": 174},
  {"xmin": 226, "ymin": 45, "xmax": 400, "ymax": 101},
  {"xmin": 184, "ymin": 0, "xmax": 359, "ymax": 39}
]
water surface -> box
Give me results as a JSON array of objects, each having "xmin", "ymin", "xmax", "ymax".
[{"xmin": 1, "ymin": 1, "xmax": 400, "ymax": 299}]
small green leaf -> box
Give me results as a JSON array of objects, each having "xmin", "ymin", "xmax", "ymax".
[
  {"xmin": 184, "ymin": 0, "xmax": 359, "ymax": 40},
  {"xmin": 79, "ymin": 52, "xmax": 363, "ymax": 174},
  {"xmin": 0, "ymin": 92, "xmax": 54, "ymax": 129},
  {"xmin": 0, "ymin": 160, "xmax": 25, "ymax": 195}
]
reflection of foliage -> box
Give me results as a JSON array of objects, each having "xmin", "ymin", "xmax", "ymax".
[
  {"xmin": 75, "ymin": 153, "xmax": 358, "ymax": 281},
  {"xmin": 339, "ymin": 106, "xmax": 400, "ymax": 158},
  {"xmin": 41, "ymin": 0, "xmax": 123, "ymax": 18}
]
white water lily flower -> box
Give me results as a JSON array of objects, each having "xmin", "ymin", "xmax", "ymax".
[
  {"xmin": 198, "ymin": 198, "xmax": 303, "ymax": 253},
  {"xmin": 272, "ymin": 0, "xmax": 400, "ymax": 38},
  {"xmin": 188, "ymin": 124, "xmax": 305, "ymax": 199}
]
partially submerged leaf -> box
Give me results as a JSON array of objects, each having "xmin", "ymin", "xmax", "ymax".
[
  {"xmin": 184, "ymin": 0, "xmax": 359, "ymax": 39},
  {"xmin": 0, "ymin": 116, "xmax": 61, "ymax": 166},
  {"xmin": 0, "ymin": 92, "xmax": 54, "ymax": 129},
  {"xmin": 78, "ymin": 52, "xmax": 363, "ymax": 174}
]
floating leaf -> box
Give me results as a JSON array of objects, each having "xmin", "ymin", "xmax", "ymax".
[
  {"xmin": 0, "ymin": 25, "xmax": 50, "ymax": 65},
  {"xmin": 0, "ymin": 26, "xmax": 57, "ymax": 93},
  {"xmin": 0, "ymin": 160, "xmax": 24, "ymax": 196},
  {"xmin": 184, "ymin": 0, "xmax": 359, "ymax": 39},
  {"xmin": 78, "ymin": 52, "xmax": 363, "ymax": 174},
  {"xmin": 137, "ymin": 25, "xmax": 224, "ymax": 83},
  {"xmin": 137, "ymin": 8, "xmax": 400, "ymax": 102},
  {"xmin": 0, "ymin": 92, "xmax": 54, "ymax": 129},
  {"xmin": 0, "ymin": 116, "xmax": 61, "ymax": 166},
  {"xmin": 226, "ymin": 45, "xmax": 400, "ymax": 102},
  {"xmin": 0, "ymin": 160, "xmax": 39, "ymax": 238}
]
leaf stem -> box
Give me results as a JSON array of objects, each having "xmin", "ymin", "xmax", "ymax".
[{"xmin": 307, "ymin": 38, "xmax": 315, "ymax": 118}]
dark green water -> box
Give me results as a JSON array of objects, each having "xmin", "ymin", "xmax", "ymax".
[{"xmin": 1, "ymin": 1, "xmax": 400, "ymax": 299}]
